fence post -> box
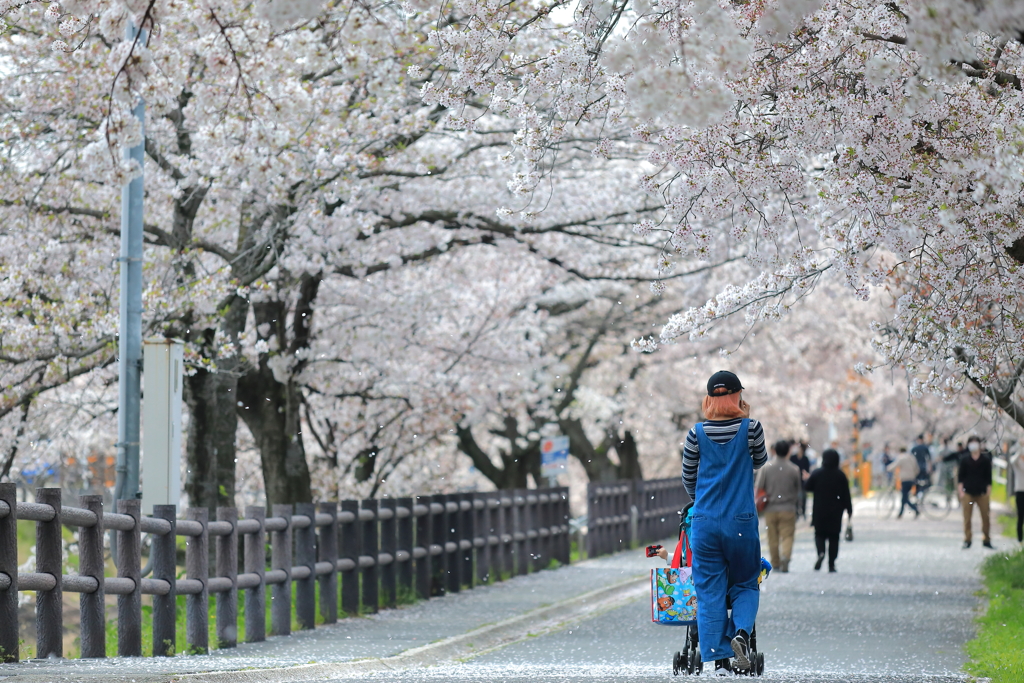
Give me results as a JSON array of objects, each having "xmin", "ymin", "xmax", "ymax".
[
  {"xmin": 339, "ymin": 500, "xmax": 359, "ymax": 616},
  {"xmin": 152, "ymin": 504, "xmax": 177, "ymax": 656},
  {"xmin": 528, "ymin": 492, "xmax": 542, "ymax": 572},
  {"xmin": 638, "ymin": 480, "xmax": 649, "ymax": 543},
  {"xmin": 444, "ymin": 494, "xmax": 460, "ymax": 593},
  {"xmin": 294, "ymin": 502, "xmax": 316, "ymax": 630},
  {"xmin": 360, "ymin": 498, "xmax": 379, "ymax": 614},
  {"xmin": 415, "ymin": 495, "xmax": 432, "ymax": 598},
  {"xmin": 35, "ymin": 488, "xmax": 62, "ymax": 659},
  {"xmin": 459, "ymin": 493, "xmax": 474, "ymax": 589},
  {"xmin": 538, "ymin": 491, "xmax": 551, "ymax": 569},
  {"xmin": 379, "ymin": 498, "xmax": 397, "ymax": 608},
  {"xmin": 117, "ymin": 497, "xmax": 142, "ymax": 657},
  {"xmin": 560, "ymin": 487, "xmax": 571, "ymax": 565},
  {"xmin": 397, "ymin": 496, "xmax": 414, "ymax": 599},
  {"xmin": 475, "ymin": 493, "xmax": 490, "ymax": 585},
  {"xmin": 244, "ymin": 506, "xmax": 266, "ymax": 643},
  {"xmin": 430, "ymin": 494, "xmax": 446, "ymax": 596},
  {"xmin": 589, "ymin": 484, "xmax": 602, "ymax": 558},
  {"xmin": 216, "ymin": 507, "xmax": 238, "ymax": 648},
  {"xmin": 623, "ymin": 483, "xmax": 633, "ymax": 551},
  {"xmin": 78, "ymin": 495, "xmax": 106, "ymax": 659},
  {"xmin": 318, "ymin": 502, "xmax": 338, "ymax": 624},
  {"xmin": 499, "ymin": 493, "xmax": 513, "ymax": 579},
  {"xmin": 270, "ymin": 504, "xmax": 292, "ymax": 637},
  {"xmin": 512, "ymin": 490, "xmax": 526, "ymax": 575},
  {"xmin": 185, "ymin": 507, "xmax": 209, "ymax": 654},
  {"xmin": 0, "ymin": 483, "xmax": 16, "ymax": 663}
]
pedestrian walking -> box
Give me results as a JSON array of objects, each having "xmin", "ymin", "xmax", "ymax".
[
  {"xmin": 959, "ymin": 436, "xmax": 994, "ymax": 549},
  {"xmin": 756, "ymin": 440, "xmax": 802, "ymax": 572},
  {"xmin": 888, "ymin": 447, "xmax": 920, "ymax": 518},
  {"xmin": 911, "ymin": 434, "xmax": 933, "ymax": 491},
  {"xmin": 682, "ymin": 370, "xmax": 768, "ymax": 674},
  {"xmin": 804, "ymin": 449, "xmax": 853, "ymax": 572},
  {"xmin": 1010, "ymin": 447, "xmax": 1024, "ymax": 545},
  {"xmin": 880, "ymin": 442, "xmax": 895, "ymax": 485},
  {"xmin": 788, "ymin": 443, "xmax": 811, "ymax": 519},
  {"xmin": 937, "ymin": 438, "xmax": 961, "ymax": 493}
]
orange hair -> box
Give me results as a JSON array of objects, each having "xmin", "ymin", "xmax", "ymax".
[{"xmin": 701, "ymin": 390, "xmax": 749, "ymax": 421}]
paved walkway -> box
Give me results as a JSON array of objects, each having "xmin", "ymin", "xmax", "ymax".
[
  {"xmin": 0, "ymin": 542, "xmax": 650, "ymax": 680},
  {"xmin": 357, "ymin": 498, "xmax": 1010, "ymax": 682},
  {"xmin": 0, "ymin": 496, "xmax": 1014, "ymax": 682}
]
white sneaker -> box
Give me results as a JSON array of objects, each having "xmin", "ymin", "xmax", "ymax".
[{"xmin": 731, "ymin": 630, "xmax": 751, "ymax": 671}]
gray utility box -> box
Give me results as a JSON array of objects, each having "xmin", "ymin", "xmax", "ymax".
[{"xmin": 141, "ymin": 339, "xmax": 184, "ymax": 514}]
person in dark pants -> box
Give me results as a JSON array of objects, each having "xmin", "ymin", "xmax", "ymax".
[
  {"xmin": 805, "ymin": 449, "xmax": 853, "ymax": 572},
  {"xmin": 911, "ymin": 434, "xmax": 933, "ymax": 492},
  {"xmin": 888, "ymin": 447, "xmax": 921, "ymax": 518},
  {"xmin": 1011, "ymin": 449, "xmax": 1024, "ymax": 544},
  {"xmin": 958, "ymin": 436, "xmax": 993, "ymax": 549},
  {"xmin": 789, "ymin": 443, "xmax": 811, "ymax": 519}
]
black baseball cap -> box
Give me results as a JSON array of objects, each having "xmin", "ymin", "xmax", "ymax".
[{"xmin": 707, "ymin": 370, "xmax": 744, "ymax": 396}]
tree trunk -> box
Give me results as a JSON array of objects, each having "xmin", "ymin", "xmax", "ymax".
[
  {"xmin": 181, "ymin": 296, "xmax": 247, "ymax": 512},
  {"xmin": 184, "ymin": 368, "xmax": 239, "ymax": 512},
  {"xmin": 559, "ymin": 417, "xmax": 619, "ymax": 482},
  {"xmin": 237, "ymin": 366, "xmax": 312, "ymax": 505},
  {"xmin": 455, "ymin": 421, "xmax": 538, "ymax": 490},
  {"xmin": 613, "ymin": 429, "xmax": 643, "ymax": 480},
  {"xmin": 236, "ymin": 274, "xmax": 319, "ymax": 506}
]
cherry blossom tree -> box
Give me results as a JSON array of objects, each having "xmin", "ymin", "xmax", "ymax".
[
  {"xmin": 423, "ymin": 0, "xmax": 1024, "ymax": 430},
  {"xmin": 0, "ymin": 0, "xmax": 675, "ymax": 504}
]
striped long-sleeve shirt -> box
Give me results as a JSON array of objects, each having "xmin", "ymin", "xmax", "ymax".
[{"xmin": 682, "ymin": 418, "xmax": 768, "ymax": 498}]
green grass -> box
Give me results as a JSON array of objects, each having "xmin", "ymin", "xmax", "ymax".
[
  {"xmin": 998, "ymin": 513, "xmax": 1017, "ymax": 539},
  {"xmin": 992, "ymin": 481, "xmax": 1008, "ymax": 504},
  {"xmin": 964, "ymin": 547, "xmax": 1024, "ymax": 683}
]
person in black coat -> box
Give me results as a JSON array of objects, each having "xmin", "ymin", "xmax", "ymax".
[{"xmin": 804, "ymin": 448, "xmax": 853, "ymax": 572}]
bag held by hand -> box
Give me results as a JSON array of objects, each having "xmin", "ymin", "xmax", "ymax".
[{"xmin": 651, "ymin": 531, "xmax": 697, "ymax": 625}]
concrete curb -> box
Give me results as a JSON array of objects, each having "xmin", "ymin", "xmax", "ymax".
[{"xmin": 0, "ymin": 574, "xmax": 649, "ymax": 683}]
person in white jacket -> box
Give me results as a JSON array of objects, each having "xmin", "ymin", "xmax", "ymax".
[
  {"xmin": 887, "ymin": 448, "xmax": 920, "ymax": 518},
  {"xmin": 1010, "ymin": 449, "xmax": 1024, "ymax": 543}
]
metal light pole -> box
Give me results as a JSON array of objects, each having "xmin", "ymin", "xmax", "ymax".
[{"xmin": 114, "ymin": 21, "xmax": 146, "ymax": 504}]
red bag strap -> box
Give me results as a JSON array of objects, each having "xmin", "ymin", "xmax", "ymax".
[
  {"xmin": 670, "ymin": 539, "xmax": 683, "ymax": 568},
  {"xmin": 671, "ymin": 531, "xmax": 691, "ymax": 568}
]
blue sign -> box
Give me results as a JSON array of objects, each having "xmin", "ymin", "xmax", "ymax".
[{"xmin": 541, "ymin": 436, "xmax": 569, "ymax": 477}]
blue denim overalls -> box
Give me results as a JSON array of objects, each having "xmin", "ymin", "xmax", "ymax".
[{"xmin": 690, "ymin": 419, "xmax": 761, "ymax": 664}]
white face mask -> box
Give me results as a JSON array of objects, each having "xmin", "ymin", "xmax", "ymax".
[{"xmin": 968, "ymin": 442, "xmax": 980, "ymax": 453}]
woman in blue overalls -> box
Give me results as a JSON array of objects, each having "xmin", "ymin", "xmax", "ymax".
[{"xmin": 682, "ymin": 371, "xmax": 768, "ymax": 673}]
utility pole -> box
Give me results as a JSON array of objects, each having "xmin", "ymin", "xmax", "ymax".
[{"xmin": 114, "ymin": 21, "xmax": 146, "ymax": 504}]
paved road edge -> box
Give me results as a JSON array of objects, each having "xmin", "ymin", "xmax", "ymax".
[{"xmin": 0, "ymin": 574, "xmax": 649, "ymax": 683}]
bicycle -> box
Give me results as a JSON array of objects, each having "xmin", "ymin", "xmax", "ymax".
[
  {"xmin": 917, "ymin": 468, "xmax": 960, "ymax": 520},
  {"xmin": 875, "ymin": 481, "xmax": 898, "ymax": 519}
]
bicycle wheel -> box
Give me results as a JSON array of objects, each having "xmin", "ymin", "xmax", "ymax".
[
  {"xmin": 920, "ymin": 488, "xmax": 952, "ymax": 520},
  {"xmin": 876, "ymin": 487, "xmax": 897, "ymax": 519}
]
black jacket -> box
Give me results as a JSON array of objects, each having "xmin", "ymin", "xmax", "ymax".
[{"xmin": 805, "ymin": 458, "xmax": 853, "ymax": 535}]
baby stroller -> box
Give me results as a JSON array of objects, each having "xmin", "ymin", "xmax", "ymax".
[{"xmin": 653, "ymin": 504, "xmax": 767, "ymax": 677}]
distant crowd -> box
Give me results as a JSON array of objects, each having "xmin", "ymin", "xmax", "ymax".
[{"xmin": 754, "ymin": 434, "xmax": 1024, "ymax": 575}]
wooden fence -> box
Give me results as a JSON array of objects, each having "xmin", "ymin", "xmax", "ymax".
[
  {"xmin": 0, "ymin": 483, "xmax": 570, "ymax": 662},
  {"xmin": 585, "ymin": 477, "xmax": 689, "ymax": 558}
]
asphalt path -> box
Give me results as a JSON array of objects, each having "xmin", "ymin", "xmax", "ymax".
[{"xmin": 324, "ymin": 499, "xmax": 1010, "ymax": 682}]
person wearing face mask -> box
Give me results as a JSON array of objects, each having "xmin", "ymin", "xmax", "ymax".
[
  {"xmin": 957, "ymin": 436, "xmax": 994, "ymax": 549},
  {"xmin": 1009, "ymin": 445, "xmax": 1024, "ymax": 544}
]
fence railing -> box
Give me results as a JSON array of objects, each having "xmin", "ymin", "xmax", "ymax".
[
  {"xmin": 586, "ymin": 477, "xmax": 689, "ymax": 558},
  {"xmin": 0, "ymin": 483, "xmax": 570, "ymax": 662}
]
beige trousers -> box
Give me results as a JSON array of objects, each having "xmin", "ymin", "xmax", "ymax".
[
  {"xmin": 962, "ymin": 493, "xmax": 991, "ymax": 543},
  {"xmin": 764, "ymin": 509, "xmax": 797, "ymax": 569}
]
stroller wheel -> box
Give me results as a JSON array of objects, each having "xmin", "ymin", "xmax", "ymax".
[
  {"xmin": 692, "ymin": 649, "xmax": 703, "ymax": 675},
  {"xmin": 755, "ymin": 652, "xmax": 765, "ymax": 676},
  {"xmin": 673, "ymin": 651, "xmax": 683, "ymax": 676}
]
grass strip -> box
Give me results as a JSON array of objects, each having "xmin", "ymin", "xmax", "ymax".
[{"xmin": 964, "ymin": 546, "xmax": 1024, "ymax": 683}]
